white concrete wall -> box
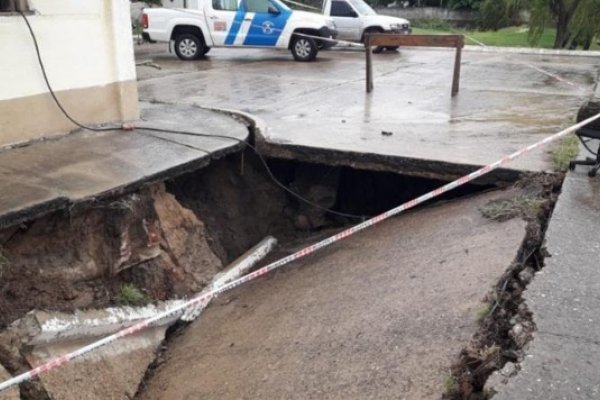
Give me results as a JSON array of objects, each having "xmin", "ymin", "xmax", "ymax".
[
  {"xmin": 0, "ymin": 0, "xmax": 136, "ymax": 101},
  {"xmin": 0, "ymin": 0, "xmax": 139, "ymax": 147}
]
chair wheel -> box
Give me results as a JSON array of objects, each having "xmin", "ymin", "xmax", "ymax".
[
  {"xmin": 569, "ymin": 162, "xmax": 576, "ymax": 171},
  {"xmin": 588, "ymin": 169, "xmax": 597, "ymax": 178}
]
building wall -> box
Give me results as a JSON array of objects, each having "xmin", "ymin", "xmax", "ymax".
[
  {"xmin": 0, "ymin": 0, "xmax": 139, "ymax": 148},
  {"xmin": 376, "ymin": 6, "xmax": 478, "ymax": 26}
]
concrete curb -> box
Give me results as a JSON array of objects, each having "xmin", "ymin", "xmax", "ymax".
[
  {"xmin": 194, "ymin": 104, "xmax": 271, "ymax": 140},
  {"xmin": 464, "ymin": 45, "xmax": 600, "ymax": 57}
]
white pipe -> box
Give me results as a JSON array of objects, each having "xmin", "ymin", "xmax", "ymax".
[{"xmin": 180, "ymin": 236, "xmax": 278, "ymax": 321}]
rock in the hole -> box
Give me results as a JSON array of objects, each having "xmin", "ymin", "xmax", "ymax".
[
  {"xmin": 294, "ymin": 214, "xmax": 312, "ymax": 231},
  {"xmin": 484, "ymin": 370, "xmax": 507, "ymax": 393},
  {"xmin": 483, "ymin": 362, "xmax": 518, "ymax": 393},
  {"xmin": 509, "ymin": 323, "xmax": 529, "ymax": 347},
  {"xmin": 291, "ymin": 165, "xmax": 340, "ymax": 229},
  {"xmin": 500, "ymin": 361, "xmax": 517, "ymax": 377},
  {"xmin": 518, "ymin": 267, "xmax": 535, "ymax": 284}
]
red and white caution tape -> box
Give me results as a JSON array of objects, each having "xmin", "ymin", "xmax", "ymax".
[
  {"xmin": 1, "ymin": 112, "xmax": 599, "ymax": 392},
  {"xmin": 458, "ymin": 30, "xmax": 586, "ymax": 90}
]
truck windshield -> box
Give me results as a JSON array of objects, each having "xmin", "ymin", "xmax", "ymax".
[
  {"xmin": 347, "ymin": 0, "xmax": 375, "ymax": 15},
  {"xmin": 269, "ymin": 0, "xmax": 291, "ymax": 11}
]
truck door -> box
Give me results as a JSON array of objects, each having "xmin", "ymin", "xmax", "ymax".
[
  {"xmin": 242, "ymin": 0, "xmax": 292, "ymax": 47},
  {"xmin": 330, "ymin": 0, "xmax": 361, "ymax": 41},
  {"xmin": 205, "ymin": 0, "xmax": 245, "ymax": 46}
]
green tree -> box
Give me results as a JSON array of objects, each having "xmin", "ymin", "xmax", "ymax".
[
  {"xmin": 478, "ymin": 0, "xmax": 599, "ymax": 49},
  {"xmin": 568, "ymin": 0, "xmax": 600, "ymax": 49},
  {"xmin": 526, "ymin": 0, "xmax": 600, "ymax": 48},
  {"xmin": 528, "ymin": 0, "xmax": 585, "ymax": 48}
]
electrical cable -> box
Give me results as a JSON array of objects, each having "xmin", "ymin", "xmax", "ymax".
[
  {"xmin": 19, "ymin": 11, "xmax": 119, "ymax": 132},
  {"xmin": 139, "ymin": 127, "xmax": 367, "ymax": 219},
  {"xmin": 19, "ymin": 11, "xmax": 365, "ymax": 220}
]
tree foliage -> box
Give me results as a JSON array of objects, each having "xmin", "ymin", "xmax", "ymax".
[
  {"xmin": 528, "ymin": 0, "xmax": 600, "ymax": 48},
  {"xmin": 477, "ymin": 0, "xmax": 599, "ymax": 48},
  {"xmin": 478, "ymin": 0, "xmax": 526, "ymax": 30},
  {"xmin": 568, "ymin": 0, "xmax": 600, "ymax": 48},
  {"xmin": 447, "ymin": 0, "xmax": 484, "ymax": 10}
]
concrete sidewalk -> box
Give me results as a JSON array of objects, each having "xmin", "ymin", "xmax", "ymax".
[
  {"xmin": 0, "ymin": 102, "xmax": 248, "ymax": 229},
  {"xmin": 493, "ymin": 146, "xmax": 600, "ymax": 399}
]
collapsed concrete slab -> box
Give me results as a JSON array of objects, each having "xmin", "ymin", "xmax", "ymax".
[
  {"xmin": 27, "ymin": 327, "xmax": 166, "ymax": 400},
  {"xmin": 138, "ymin": 186, "xmax": 534, "ymax": 400},
  {"xmin": 0, "ymin": 302, "xmax": 183, "ymax": 400},
  {"xmin": 0, "ymin": 235, "xmax": 279, "ymax": 399}
]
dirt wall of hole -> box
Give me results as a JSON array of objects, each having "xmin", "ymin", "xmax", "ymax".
[
  {"xmin": 0, "ymin": 183, "xmax": 222, "ymax": 331},
  {"xmin": 0, "ymin": 149, "xmax": 502, "ymax": 333}
]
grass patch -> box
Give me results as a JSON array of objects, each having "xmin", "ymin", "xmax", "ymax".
[
  {"xmin": 116, "ymin": 284, "xmax": 147, "ymax": 305},
  {"xmin": 412, "ymin": 26, "xmax": 600, "ymax": 50},
  {"xmin": 412, "ymin": 18, "xmax": 452, "ymax": 31},
  {"xmin": 443, "ymin": 374, "xmax": 459, "ymax": 394},
  {"xmin": 551, "ymin": 135, "xmax": 580, "ymax": 172},
  {"xmin": 475, "ymin": 303, "xmax": 491, "ymax": 322},
  {"xmin": 480, "ymin": 195, "xmax": 545, "ymax": 221}
]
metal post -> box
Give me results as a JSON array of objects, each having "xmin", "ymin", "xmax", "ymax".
[
  {"xmin": 366, "ymin": 36, "xmax": 373, "ymax": 93},
  {"xmin": 451, "ymin": 39, "xmax": 463, "ymax": 97}
]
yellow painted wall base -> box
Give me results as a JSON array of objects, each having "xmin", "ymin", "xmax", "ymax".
[{"xmin": 0, "ymin": 80, "xmax": 139, "ymax": 148}]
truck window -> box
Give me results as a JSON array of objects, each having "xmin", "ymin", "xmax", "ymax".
[
  {"xmin": 331, "ymin": 0, "xmax": 355, "ymax": 17},
  {"xmin": 213, "ymin": 0, "xmax": 238, "ymax": 11},
  {"xmin": 245, "ymin": 0, "xmax": 268, "ymax": 12}
]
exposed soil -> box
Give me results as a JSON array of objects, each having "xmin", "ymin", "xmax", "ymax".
[
  {"xmin": 0, "ymin": 183, "xmax": 222, "ymax": 331},
  {"xmin": 166, "ymin": 154, "xmax": 298, "ymax": 264},
  {"xmin": 444, "ymin": 173, "xmax": 563, "ymax": 400},
  {"xmin": 0, "ymin": 149, "xmax": 530, "ymax": 400}
]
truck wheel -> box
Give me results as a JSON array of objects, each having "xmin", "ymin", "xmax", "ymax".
[
  {"xmin": 291, "ymin": 35, "xmax": 318, "ymax": 62},
  {"xmin": 202, "ymin": 46, "xmax": 211, "ymax": 55},
  {"xmin": 362, "ymin": 27, "xmax": 383, "ymax": 44},
  {"xmin": 174, "ymin": 33, "xmax": 205, "ymax": 60}
]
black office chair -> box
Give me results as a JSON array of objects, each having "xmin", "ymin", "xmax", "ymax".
[{"xmin": 569, "ymin": 101, "xmax": 600, "ymax": 177}]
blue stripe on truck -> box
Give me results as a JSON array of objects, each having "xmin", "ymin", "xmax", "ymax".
[{"xmin": 224, "ymin": 3, "xmax": 247, "ymax": 45}]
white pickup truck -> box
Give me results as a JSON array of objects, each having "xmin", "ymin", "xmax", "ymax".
[
  {"xmin": 323, "ymin": 0, "xmax": 410, "ymax": 47},
  {"xmin": 142, "ymin": 0, "xmax": 337, "ymax": 61}
]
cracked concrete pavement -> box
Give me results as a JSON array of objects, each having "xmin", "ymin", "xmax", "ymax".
[
  {"xmin": 136, "ymin": 44, "xmax": 600, "ymax": 177},
  {"xmin": 493, "ymin": 150, "xmax": 600, "ymax": 399}
]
